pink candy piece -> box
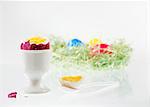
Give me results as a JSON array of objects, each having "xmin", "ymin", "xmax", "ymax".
[
  {"xmin": 21, "ymin": 41, "xmax": 31, "ymax": 50},
  {"xmin": 8, "ymin": 92, "xmax": 17, "ymax": 98}
]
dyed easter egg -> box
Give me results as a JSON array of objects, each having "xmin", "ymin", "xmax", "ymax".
[
  {"xmin": 89, "ymin": 38, "xmax": 102, "ymax": 47},
  {"xmin": 67, "ymin": 39, "xmax": 84, "ymax": 47}
]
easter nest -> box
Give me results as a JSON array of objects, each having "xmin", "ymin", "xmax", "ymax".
[{"xmin": 49, "ymin": 36, "xmax": 132, "ymax": 72}]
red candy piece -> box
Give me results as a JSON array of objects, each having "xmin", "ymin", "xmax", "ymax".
[
  {"xmin": 8, "ymin": 92, "xmax": 17, "ymax": 98},
  {"xmin": 100, "ymin": 44, "xmax": 109, "ymax": 48}
]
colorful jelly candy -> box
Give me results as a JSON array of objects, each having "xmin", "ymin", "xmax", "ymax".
[
  {"xmin": 67, "ymin": 39, "xmax": 84, "ymax": 47},
  {"xmin": 89, "ymin": 38, "xmax": 102, "ymax": 47},
  {"xmin": 90, "ymin": 44, "xmax": 112, "ymax": 55},
  {"xmin": 8, "ymin": 92, "xmax": 17, "ymax": 98},
  {"xmin": 21, "ymin": 36, "xmax": 50, "ymax": 50}
]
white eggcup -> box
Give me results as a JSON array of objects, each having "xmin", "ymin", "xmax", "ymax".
[{"xmin": 22, "ymin": 50, "xmax": 50, "ymax": 94}]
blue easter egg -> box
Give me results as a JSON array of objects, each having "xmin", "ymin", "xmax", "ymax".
[{"xmin": 67, "ymin": 39, "xmax": 84, "ymax": 47}]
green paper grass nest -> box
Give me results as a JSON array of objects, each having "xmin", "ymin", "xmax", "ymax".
[{"xmin": 49, "ymin": 36, "xmax": 132, "ymax": 72}]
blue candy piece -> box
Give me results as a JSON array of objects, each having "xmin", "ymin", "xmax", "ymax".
[{"xmin": 67, "ymin": 39, "xmax": 84, "ymax": 47}]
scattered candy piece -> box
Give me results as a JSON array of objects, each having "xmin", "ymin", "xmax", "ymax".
[
  {"xmin": 61, "ymin": 75, "xmax": 82, "ymax": 82},
  {"xmin": 8, "ymin": 92, "xmax": 17, "ymax": 98},
  {"xmin": 67, "ymin": 39, "xmax": 84, "ymax": 47},
  {"xmin": 100, "ymin": 44, "xmax": 109, "ymax": 48},
  {"xmin": 90, "ymin": 43, "xmax": 112, "ymax": 55},
  {"xmin": 60, "ymin": 75, "xmax": 82, "ymax": 89},
  {"xmin": 89, "ymin": 38, "xmax": 102, "ymax": 47}
]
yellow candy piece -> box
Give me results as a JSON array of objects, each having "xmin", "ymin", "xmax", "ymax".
[
  {"xmin": 61, "ymin": 76, "xmax": 82, "ymax": 82},
  {"xmin": 27, "ymin": 36, "xmax": 47, "ymax": 44},
  {"xmin": 89, "ymin": 38, "xmax": 102, "ymax": 47}
]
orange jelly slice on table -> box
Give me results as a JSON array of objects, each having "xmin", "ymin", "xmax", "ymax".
[
  {"xmin": 61, "ymin": 76, "xmax": 82, "ymax": 82},
  {"xmin": 60, "ymin": 76, "xmax": 82, "ymax": 89}
]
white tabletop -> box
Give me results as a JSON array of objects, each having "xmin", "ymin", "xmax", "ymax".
[{"xmin": 0, "ymin": 63, "xmax": 149, "ymax": 107}]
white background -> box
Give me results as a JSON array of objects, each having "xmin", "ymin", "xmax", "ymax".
[{"xmin": 0, "ymin": 1, "xmax": 149, "ymax": 107}]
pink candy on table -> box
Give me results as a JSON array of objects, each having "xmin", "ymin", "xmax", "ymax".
[{"xmin": 8, "ymin": 92, "xmax": 17, "ymax": 98}]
